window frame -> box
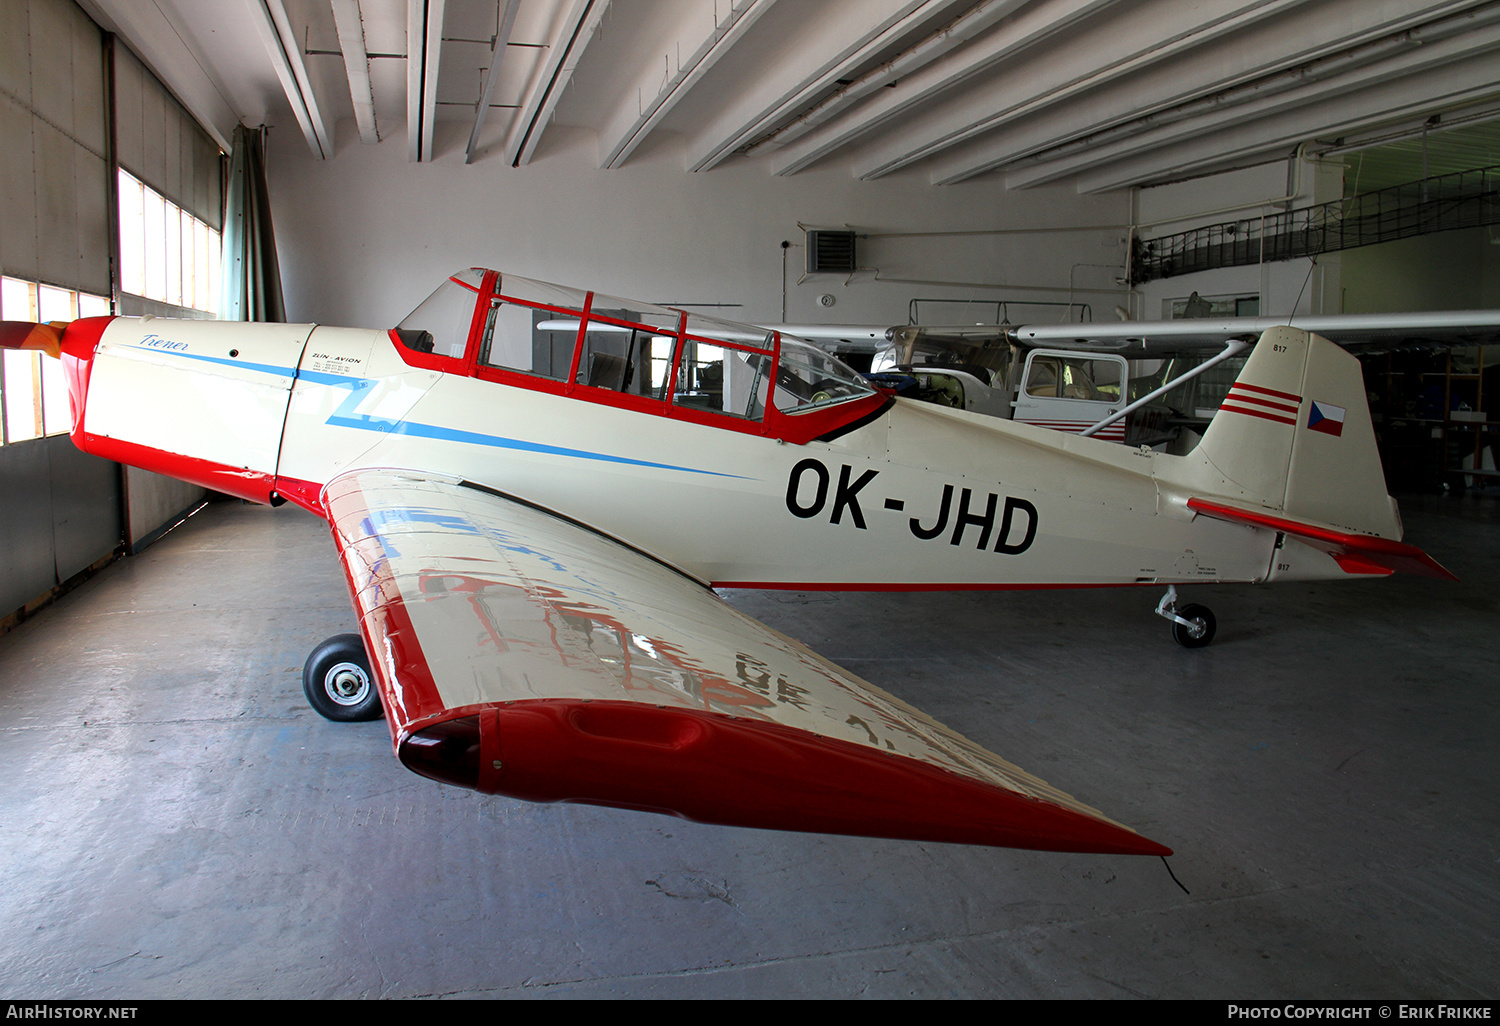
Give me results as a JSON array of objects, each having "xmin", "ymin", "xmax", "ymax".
[
  {"xmin": 389, "ymin": 269, "xmax": 890, "ymax": 446},
  {"xmin": 116, "ymin": 168, "xmax": 222, "ymax": 316},
  {"xmin": 1, "ymin": 277, "xmax": 110, "ymax": 446}
]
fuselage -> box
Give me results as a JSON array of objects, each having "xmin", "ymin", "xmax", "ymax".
[{"xmin": 65, "ymin": 313, "xmax": 1301, "ymax": 591}]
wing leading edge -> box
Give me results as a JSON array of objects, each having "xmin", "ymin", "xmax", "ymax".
[{"xmin": 323, "ymin": 468, "xmax": 1170, "ymax": 856}]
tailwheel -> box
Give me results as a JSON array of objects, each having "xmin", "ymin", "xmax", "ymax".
[
  {"xmin": 1155, "ymin": 586, "xmax": 1217, "ymax": 649},
  {"xmin": 1170, "ymin": 604, "xmax": 1216, "ymax": 649},
  {"xmin": 302, "ymin": 633, "xmax": 383, "ymax": 721}
]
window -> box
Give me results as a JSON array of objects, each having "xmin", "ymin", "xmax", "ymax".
[
  {"xmin": 396, "ymin": 270, "xmax": 486, "ymax": 360},
  {"xmin": 117, "ymin": 169, "xmax": 221, "ymax": 315},
  {"xmin": 1167, "ymin": 292, "xmax": 1259, "ymax": 319},
  {"xmin": 1023, "ymin": 355, "xmax": 1124, "ymax": 402},
  {"xmin": 482, "ymin": 275, "xmax": 601, "ymax": 383},
  {"xmin": 0, "ymin": 277, "xmax": 109, "ymax": 444}
]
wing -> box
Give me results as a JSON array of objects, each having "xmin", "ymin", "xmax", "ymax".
[
  {"xmin": 323, "ymin": 467, "xmax": 1170, "ymax": 856},
  {"xmin": 1009, "ymin": 310, "xmax": 1500, "ymax": 356},
  {"xmin": 763, "ymin": 310, "xmax": 1500, "ymax": 358}
]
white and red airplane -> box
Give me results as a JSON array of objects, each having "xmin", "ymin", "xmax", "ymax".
[{"xmin": 0, "ymin": 268, "xmax": 1460, "ymax": 859}]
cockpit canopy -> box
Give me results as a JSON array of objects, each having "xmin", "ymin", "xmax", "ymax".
[{"xmin": 394, "ymin": 269, "xmax": 884, "ymax": 444}]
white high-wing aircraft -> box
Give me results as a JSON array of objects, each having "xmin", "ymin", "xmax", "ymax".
[
  {"xmin": 0, "ymin": 268, "xmax": 1459, "ymax": 858},
  {"xmin": 789, "ymin": 313, "xmax": 1500, "ymax": 449}
]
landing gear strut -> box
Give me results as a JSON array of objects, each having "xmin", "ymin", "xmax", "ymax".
[
  {"xmin": 1156, "ymin": 586, "xmax": 1216, "ymax": 648},
  {"xmin": 302, "ymin": 633, "xmax": 383, "ymax": 721}
]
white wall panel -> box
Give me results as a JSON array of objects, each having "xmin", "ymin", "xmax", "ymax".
[
  {"xmin": 28, "ymin": 0, "xmax": 79, "ymax": 138},
  {"xmin": 1, "ymin": 0, "xmax": 224, "ymax": 617},
  {"xmin": 138, "ymin": 67, "xmax": 166, "ymax": 192},
  {"xmin": 69, "ymin": 1, "xmax": 105, "ymax": 154},
  {"xmin": 123, "ymin": 467, "xmax": 206, "ymax": 553},
  {"xmin": 33, "ymin": 119, "xmax": 80, "ymax": 287},
  {"xmin": 112, "ymin": 45, "xmax": 143, "ymax": 175},
  {"xmin": 112, "ymin": 43, "xmax": 221, "ymax": 230},
  {"xmin": 0, "ymin": 93, "xmax": 40, "ymax": 279},
  {"xmin": 0, "ymin": 0, "xmax": 108, "ymax": 297},
  {"xmin": 0, "ymin": 1, "xmax": 29, "ymax": 99},
  {"xmin": 75, "ymin": 146, "xmax": 109, "ymax": 290}
]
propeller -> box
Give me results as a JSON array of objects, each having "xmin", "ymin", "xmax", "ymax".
[{"xmin": 0, "ymin": 321, "xmax": 66, "ymax": 359}]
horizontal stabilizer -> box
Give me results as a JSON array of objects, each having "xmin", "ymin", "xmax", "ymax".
[{"xmin": 1188, "ymin": 498, "xmax": 1456, "ymax": 581}]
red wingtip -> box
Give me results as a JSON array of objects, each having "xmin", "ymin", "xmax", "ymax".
[{"xmin": 399, "ymin": 701, "xmax": 1174, "ymax": 856}]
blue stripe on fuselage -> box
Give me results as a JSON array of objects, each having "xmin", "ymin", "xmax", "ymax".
[{"xmin": 139, "ymin": 345, "xmax": 747, "ymax": 479}]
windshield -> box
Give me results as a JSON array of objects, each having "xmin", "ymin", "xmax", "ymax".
[
  {"xmin": 395, "ymin": 269, "xmax": 485, "ymax": 359},
  {"xmin": 765, "ymin": 336, "xmax": 875, "ymax": 413}
]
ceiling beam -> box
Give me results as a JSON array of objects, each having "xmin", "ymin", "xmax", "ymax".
[
  {"xmin": 598, "ymin": 0, "xmax": 775, "ymax": 170},
  {"xmin": 855, "ymin": 0, "xmax": 1315, "ymax": 183},
  {"xmin": 925, "ymin": 0, "xmax": 1495, "ymax": 186},
  {"xmin": 682, "ymin": 0, "xmax": 963, "ymax": 174},
  {"xmin": 249, "ymin": 0, "xmax": 332, "ymax": 159},
  {"xmin": 1061, "ymin": 46, "xmax": 1500, "ymax": 194},
  {"xmin": 465, "ymin": 0, "xmax": 522, "ymax": 164},
  {"xmin": 407, "ymin": 0, "xmax": 445, "ymax": 162},
  {"xmin": 765, "ymin": 0, "xmax": 1124, "ymax": 178},
  {"xmin": 331, "ymin": 0, "xmax": 378, "ymax": 145},
  {"xmin": 505, "ymin": 0, "xmax": 611, "ymax": 167},
  {"xmin": 760, "ymin": 0, "xmax": 1030, "ymax": 154}
]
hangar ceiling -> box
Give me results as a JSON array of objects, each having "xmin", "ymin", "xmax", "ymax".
[{"xmin": 76, "ymin": 0, "xmax": 1500, "ymax": 193}]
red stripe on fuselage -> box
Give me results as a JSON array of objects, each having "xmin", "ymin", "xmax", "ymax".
[{"xmin": 1224, "ymin": 388, "xmax": 1300, "ymax": 416}]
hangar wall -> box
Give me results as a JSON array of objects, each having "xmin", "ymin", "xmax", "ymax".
[
  {"xmin": 1132, "ymin": 155, "xmax": 1500, "ymax": 317},
  {"xmin": 1340, "ymin": 228, "xmax": 1500, "ymax": 313},
  {"xmin": 0, "ymin": 0, "xmax": 211, "ymax": 618},
  {"xmin": 0, "ymin": 0, "xmax": 119, "ymax": 617},
  {"xmin": 1132, "ymin": 159, "xmax": 1345, "ymax": 319},
  {"xmin": 266, "ymin": 123, "xmax": 1132, "ymax": 332}
]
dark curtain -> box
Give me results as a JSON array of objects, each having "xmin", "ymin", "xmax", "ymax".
[{"xmin": 220, "ymin": 124, "xmax": 286, "ymax": 322}]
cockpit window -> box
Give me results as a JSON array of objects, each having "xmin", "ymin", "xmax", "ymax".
[
  {"xmin": 767, "ymin": 337, "xmax": 876, "ymax": 414},
  {"xmin": 578, "ymin": 292, "xmax": 680, "ymax": 399},
  {"xmin": 395, "ymin": 270, "xmax": 484, "ymax": 360},
  {"xmin": 398, "ymin": 269, "xmax": 888, "ymax": 445},
  {"xmin": 479, "ymin": 277, "xmax": 684, "ymax": 394},
  {"xmin": 671, "ymin": 312, "xmax": 772, "ymax": 420},
  {"xmin": 1024, "ymin": 354, "xmax": 1124, "ymax": 402},
  {"xmin": 482, "ymin": 275, "xmax": 592, "ymax": 382}
]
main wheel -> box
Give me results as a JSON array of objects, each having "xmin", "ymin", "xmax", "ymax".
[
  {"xmin": 303, "ymin": 633, "xmax": 383, "ymax": 722},
  {"xmin": 1171, "ymin": 604, "xmax": 1216, "ymax": 649}
]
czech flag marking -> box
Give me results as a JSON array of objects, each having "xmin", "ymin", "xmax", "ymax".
[{"xmin": 1307, "ymin": 400, "xmax": 1345, "ymax": 437}]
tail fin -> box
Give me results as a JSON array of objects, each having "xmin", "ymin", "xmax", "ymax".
[
  {"xmin": 1191, "ymin": 325, "xmax": 1398, "ymax": 538},
  {"xmin": 1182, "ymin": 326, "xmax": 1453, "ymax": 580}
]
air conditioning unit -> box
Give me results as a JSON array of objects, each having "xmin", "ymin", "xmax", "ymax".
[{"xmin": 805, "ymin": 230, "xmax": 857, "ymax": 274}]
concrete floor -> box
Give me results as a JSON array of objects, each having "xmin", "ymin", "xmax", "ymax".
[{"xmin": 0, "ymin": 494, "xmax": 1496, "ymax": 999}]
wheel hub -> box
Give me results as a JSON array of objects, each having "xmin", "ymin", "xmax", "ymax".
[{"xmin": 325, "ymin": 661, "xmax": 370, "ymax": 705}]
